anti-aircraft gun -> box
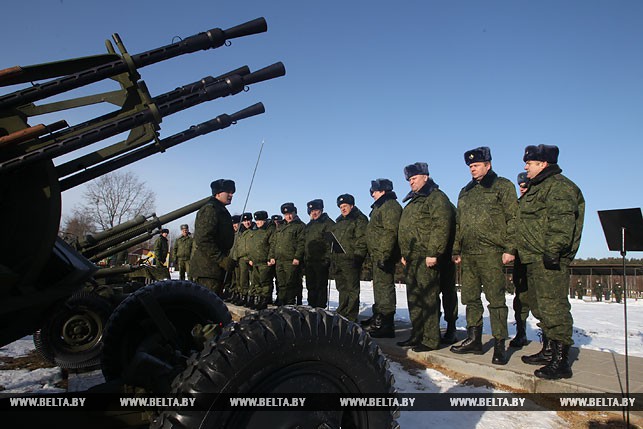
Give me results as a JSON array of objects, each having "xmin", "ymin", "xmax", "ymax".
[{"xmin": 0, "ymin": 18, "xmax": 397, "ymax": 429}]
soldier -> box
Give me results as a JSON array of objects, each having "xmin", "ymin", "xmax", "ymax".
[
  {"xmin": 614, "ymin": 282, "xmax": 623, "ymax": 303},
  {"xmin": 517, "ymin": 144, "xmax": 584, "ymax": 380},
  {"xmin": 509, "ymin": 172, "xmax": 533, "ymax": 348},
  {"xmin": 172, "ymin": 224, "xmax": 193, "ymax": 281},
  {"xmin": 231, "ymin": 213, "xmax": 254, "ymax": 306},
  {"xmin": 224, "ymin": 214, "xmax": 242, "ymax": 302},
  {"xmin": 269, "ymin": 203, "xmax": 305, "ymax": 305},
  {"xmin": 331, "ymin": 194, "xmax": 368, "ymax": 322},
  {"xmin": 363, "ymin": 179, "xmax": 402, "ymax": 338},
  {"xmin": 271, "ymin": 214, "xmax": 284, "ymax": 228},
  {"xmin": 190, "ymin": 179, "xmax": 236, "ymax": 296},
  {"xmin": 450, "ymin": 147, "xmax": 518, "ymax": 366},
  {"xmin": 153, "ymin": 229, "xmax": 170, "ymax": 267},
  {"xmin": 303, "ymin": 199, "xmax": 335, "ymax": 308},
  {"xmin": 397, "ymin": 162, "xmax": 455, "ymax": 353},
  {"xmin": 248, "ymin": 210, "xmax": 275, "ymax": 310},
  {"xmin": 594, "ymin": 280, "xmax": 603, "ymax": 302}
]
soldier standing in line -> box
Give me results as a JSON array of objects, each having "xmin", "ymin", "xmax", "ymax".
[
  {"xmin": 397, "ymin": 162, "xmax": 455, "ymax": 353},
  {"xmin": 363, "ymin": 179, "xmax": 402, "ymax": 338},
  {"xmin": 231, "ymin": 213, "xmax": 254, "ymax": 306},
  {"xmin": 270, "ymin": 214, "xmax": 284, "ymax": 303},
  {"xmin": 509, "ymin": 172, "xmax": 535, "ymax": 349},
  {"xmin": 223, "ymin": 214, "xmax": 241, "ymax": 302},
  {"xmin": 190, "ymin": 179, "xmax": 236, "ymax": 296},
  {"xmin": 247, "ymin": 210, "xmax": 275, "ymax": 310},
  {"xmin": 450, "ymin": 147, "xmax": 518, "ymax": 365},
  {"xmin": 172, "ymin": 224, "xmax": 193, "ymax": 281},
  {"xmin": 576, "ymin": 279, "xmax": 583, "ymax": 299},
  {"xmin": 594, "ymin": 280, "xmax": 603, "ymax": 302},
  {"xmin": 517, "ymin": 144, "xmax": 584, "ymax": 380},
  {"xmin": 153, "ymin": 228, "xmax": 170, "ymax": 267},
  {"xmin": 331, "ymin": 194, "xmax": 368, "ymax": 322},
  {"xmin": 614, "ymin": 282, "xmax": 623, "ymax": 303},
  {"xmin": 269, "ymin": 203, "xmax": 305, "ymax": 305},
  {"xmin": 303, "ymin": 199, "xmax": 335, "ymax": 308}
]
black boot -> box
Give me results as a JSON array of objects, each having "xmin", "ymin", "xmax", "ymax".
[
  {"xmin": 230, "ymin": 292, "xmax": 241, "ymax": 305},
  {"xmin": 370, "ymin": 313, "xmax": 396, "ymax": 338},
  {"xmin": 521, "ymin": 331, "xmax": 553, "ymax": 365},
  {"xmin": 255, "ymin": 296, "xmax": 269, "ymax": 311},
  {"xmin": 492, "ymin": 338, "xmax": 507, "ymax": 365},
  {"xmin": 509, "ymin": 319, "xmax": 529, "ymax": 348},
  {"xmin": 534, "ymin": 341, "xmax": 573, "ymax": 380},
  {"xmin": 397, "ymin": 332, "xmax": 420, "ymax": 348},
  {"xmin": 248, "ymin": 296, "xmax": 258, "ymax": 310},
  {"xmin": 441, "ymin": 321, "xmax": 457, "ymax": 345},
  {"xmin": 450, "ymin": 326, "xmax": 483, "ymax": 355},
  {"xmin": 360, "ymin": 307, "xmax": 378, "ymax": 327}
]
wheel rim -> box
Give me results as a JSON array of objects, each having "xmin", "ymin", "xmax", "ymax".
[{"xmin": 58, "ymin": 308, "xmax": 103, "ymax": 352}]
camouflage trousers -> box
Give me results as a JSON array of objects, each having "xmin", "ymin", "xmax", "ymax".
[
  {"xmin": 511, "ymin": 259, "xmax": 542, "ymax": 324},
  {"xmin": 439, "ymin": 259, "xmax": 458, "ymax": 324},
  {"xmin": 250, "ymin": 263, "xmax": 274, "ymax": 299},
  {"xmin": 305, "ymin": 259, "xmax": 330, "ymax": 308},
  {"xmin": 195, "ymin": 269, "xmax": 225, "ymax": 297},
  {"xmin": 275, "ymin": 260, "xmax": 302, "ymax": 305},
  {"xmin": 460, "ymin": 253, "xmax": 508, "ymax": 340},
  {"xmin": 372, "ymin": 261, "xmax": 396, "ymax": 316},
  {"xmin": 333, "ymin": 257, "xmax": 361, "ymax": 322},
  {"xmin": 525, "ymin": 260, "xmax": 574, "ymax": 345},
  {"xmin": 177, "ymin": 259, "xmax": 191, "ymax": 281},
  {"xmin": 405, "ymin": 258, "xmax": 441, "ymax": 350},
  {"xmin": 235, "ymin": 257, "xmax": 252, "ymax": 295}
]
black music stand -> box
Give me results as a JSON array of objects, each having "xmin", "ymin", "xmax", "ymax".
[{"xmin": 598, "ymin": 207, "xmax": 643, "ymax": 426}]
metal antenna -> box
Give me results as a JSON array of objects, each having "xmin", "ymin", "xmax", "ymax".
[{"xmin": 240, "ymin": 139, "xmax": 265, "ymax": 216}]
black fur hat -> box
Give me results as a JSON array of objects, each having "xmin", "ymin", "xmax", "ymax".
[
  {"xmin": 254, "ymin": 210, "xmax": 269, "ymax": 221},
  {"xmin": 180, "ymin": 224, "xmax": 189, "ymax": 230},
  {"xmin": 210, "ymin": 179, "xmax": 236, "ymax": 195},
  {"xmin": 336, "ymin": 193, "xmax": 355, "ymax": 207},
  {"xmin": 464, "ymin": 146, "xmax": 492, "ymax": 165},
  {"xmin": 517, "ymin": 172, "xmax": 529, "ymax": 186},
  {"xmin": 370, "ymin": 178, "xmax": 393, "ymax": 193},
  {"xmin": 523, "ymin": 144, "xmax": 559, "ymax": 163},
  {"xmin": 307, "ymin": 199, "xmax": 324, "ymax": 215},
  {"xmin": 241, "ymin": 212, "xmax": 253, "ymax": 222},
  {"xmin": 231, "ymin": 214, "xmax": 241, "ymax": 224},
  {"xmin": 403, "ymin": 162, "xmax": 429, "ymax": 180},
  {"xmin": 160, "ymin": 228, "xmax": 169, "ymax": 234},
  {"xmin": 271, "ymin": 214, "xmax": 283, "ymax": 222},
  {"xmin": 281, "ymin": 202, "xmax": 297, "ymax": 214}
]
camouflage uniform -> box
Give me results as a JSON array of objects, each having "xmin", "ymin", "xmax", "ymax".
[
  {"xmin": 398, "ymin": 179, "xmax": 454, "ymax": 350},
  {"xmin": 232, "ymin": 223, "xmax": 254, "ymax": 299},
  {"xmin": 453, "ymin": 170, "xmax": 518, "ymax": 340},
  {"xmin": 304, "ymin": 212, "xmax": 335, "ymax": 308},
  {"xmin": 190, "ymin": 198, "xmax": 235, "ymax": 294},
  {"xmin": 269, "ymin": 216, "xmax": 305, "ymax": 305},
  {"xmin": 331, "ymin": 206, "xmax": 368, "ymax": 322},
  {"xmin": 248, "ymin": 220, "xmax": 275, "ymax": 301},
  {"xmin": 172, "ymin": 232, "xmax": 193, "ymax": 280},
  {"xmin": 153, "ymin": 234, "xmax": 169, "ymax": 267},
  {"xmin": 517, "ymin": 164, "xmax": 584, "ymax": 346},
  {"xmin": 366, "ymin": 192, "xmax": 402, "ymax": 317}
]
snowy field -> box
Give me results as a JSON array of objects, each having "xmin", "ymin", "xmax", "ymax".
[{"xmin": 1, "ymin": 279, "xmax": 641, "ymax": 428}]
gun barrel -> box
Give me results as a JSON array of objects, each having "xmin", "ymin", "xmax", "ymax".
[
  {"xmin": 0, "ymin": 18, "xmax": 267, "ymax": 110},
  {"xmin": 59, "ymin": 103, "xmax": 265, "ymax": 190}
]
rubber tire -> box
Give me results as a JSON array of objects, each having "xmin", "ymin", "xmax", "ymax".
[
  {"xmin": 101, "ymin": 280, "xmax": 231, "ymax": 391},
  {"xmin": 33, "ymin": 291, "xmax": 113, "ymax": 369},
  {"xmin": 153, "ymin": 306, "xmax": 399, "ymax": 429}
]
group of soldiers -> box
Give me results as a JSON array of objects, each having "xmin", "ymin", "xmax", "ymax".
[
  {"xmin": 572, "ymin": 279, "xmax": 623, "ymax": 303},
  {"xmin": 170, "ymin": 143, "xmax": 583, "ymax": 382}
]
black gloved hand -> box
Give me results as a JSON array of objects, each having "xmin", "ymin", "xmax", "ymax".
[
  {"xmin": 377, "ymin": 259, "xmax": 394, "ymax": 273},
  {"xmin": 352, "ymin": 256, "xmax": 365, "ymax": 269},
  {"xmin": 543, "ymin": 254, "xmax": 561, "ymax": 270}
]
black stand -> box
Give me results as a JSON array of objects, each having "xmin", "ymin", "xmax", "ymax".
[
  {"xmin": 324, "ymin": 232, "xmax": 346, "ymax": 310},
  {"xmin": 598, "ymin": 207, "xmax": 643, "ymax": 427}
]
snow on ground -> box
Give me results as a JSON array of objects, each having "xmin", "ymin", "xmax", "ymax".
[{"xmin": 1, "ymin": 279, "xmax": 641, "ymax": 428}]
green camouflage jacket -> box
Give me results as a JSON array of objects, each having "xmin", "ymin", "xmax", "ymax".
[
  {"xmin": 269, "ymin": 217, "xmax": 306, "ymax": 261},
  {"xmin": 190, "ymin": 198, "xmax": 234, "ymax": 278},
  {"xmin": 232, "ymin": 225, "xmax": 254, "ymax": 260},
  {"xmin": 304, "ymin": 213, "xmax": 335, "ymax": 262},
  {"xmin": 398, "ymin": 180, "xmax": 455, "ymax": 261},
  {"xmin": 366, "ymin": 192, "xmax": 402, "ymax": 263},
  {"xmin": 248, "ymin": 222, "xmax": 275, "ymax": 264},
  {"xmin": 172, "ymin": 234, "xmax": 193, "ymax": 262},
  {"xmin": 331, "ymin": 207, "xmax": 368, "ymax": 260},
  {"xmin": 516, "ymin": 164, "xmax": 584, "ymax": 264},
  {"xmin": 153, "ymin": 235, "xmax": 169, "ymax": 265},
  {"xmin": 453, "ymin": 170, "xmax": 518, "ymax": 255}
]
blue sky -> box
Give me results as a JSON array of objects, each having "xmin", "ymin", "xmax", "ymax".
[{"xmin": 3, "ymin": 0, "xmax": 642, "ymax": 259}]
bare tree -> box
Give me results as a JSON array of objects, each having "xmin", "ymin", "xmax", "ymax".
[
  {"xmin": 61, "ymin": 209, "xmax": 96, "ymax": 241},
  {"xmin": 79, "ymin": 171, "xmax": 156, "ymax": 231}
]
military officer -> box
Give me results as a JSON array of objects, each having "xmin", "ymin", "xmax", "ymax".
[
  {"xmin": 364, "ymin": 179, "xmax": 402, "ymax": 338},
  {"xmin": 331, "ymin": 194, "xmax": 368, "ymax": 322},
  {"xmin": 153, "ymin": 228, "xmax": 170, "ymax": 267},
  {"xmin": 303, "ymin": 199, "xmax": 335, "ymax": 308},
  {"xmin": 172, "ymin": 224, "xmax": 193, "ymax": 281},
  {"xmin": 231, "ymin": 213, "xmax": 254, "ymax": 306},
  {"xmin": 269, "ymin": 203, "xmax": 305, "ymax": 305},
  {"xmin": 248, "ymin": 210, "xmax": 275, "ymax": 310},
  {"xmin": 450, "ymin": 147, "xmax": 518, "ymax": 366},
  {"xmin": 517, "ymin": 144, "xmax": 584, "ymax": 380},
  {"xmin": 190, "ymin": 179, "xmax": 236, "ymax": 296},
  {"xmin": 397, "ymin": 162, "xmax": 455, "ymax": 353}
]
